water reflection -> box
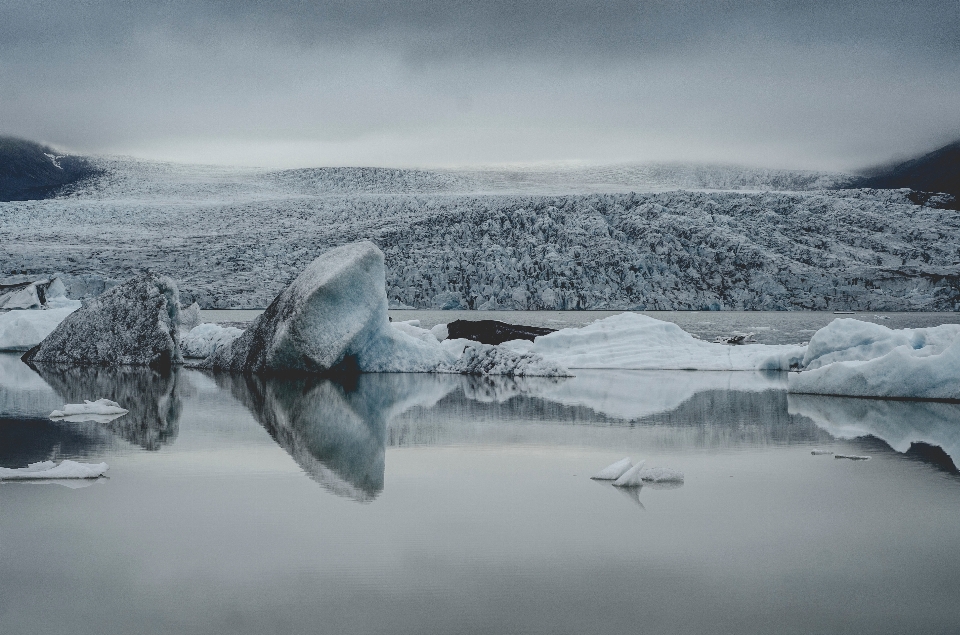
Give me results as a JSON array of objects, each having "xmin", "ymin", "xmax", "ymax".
[
  {"xmin": 30, "ymin": 363, "xmax": 183, "ymax": 451},
  {"xmin": 220, "ymin": 373, "xmax": 461, "ymax": 502},
  {"xmin": 0, "ymin": 417, "xmax": 115, "ymax": 468},
  {"xmin": 789, "ymin": 394, "xmax": 960, "ymax": 468},
  {"xmin": 388, "ymin": 371, "xmax": 831, "ymax": 450}
]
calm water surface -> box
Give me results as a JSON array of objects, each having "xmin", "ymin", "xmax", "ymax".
[
  {"xmin": 2, "ymin": 345, "xmax": 959, "ymax": 634},
  {"xmin": 205, "ymin": 309, "xmax": 960, "ymax": 345}
]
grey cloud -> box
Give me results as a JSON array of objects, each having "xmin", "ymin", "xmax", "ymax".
[{"xmin": 0, "ymin": 0, "xmax": 958, "ymax": 169}]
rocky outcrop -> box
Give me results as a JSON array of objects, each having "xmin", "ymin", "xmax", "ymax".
[{"xmin": 22, "ymin": 273, "xmax": 182, "ymax": 368}]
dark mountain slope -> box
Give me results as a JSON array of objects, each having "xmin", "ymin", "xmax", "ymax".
[
  {"xmin": 0, "ymin": 136, "xmax": 100, "ymax": 201},
  {"xmin": 855, "ymin": 139, "xmax": 960, "ymax": 207}
]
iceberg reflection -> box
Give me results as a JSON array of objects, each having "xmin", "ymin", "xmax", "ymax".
[
  {"xmin": 30, "ymin": 364, "xmax": 183, "ymax": 450},
  {"xmin": 222, "ymin": 372, "xmax": 461, "ymax": 502},
  {"xmin": 788, "ymin": 394, "xmax": 960, "ymax": 467}
]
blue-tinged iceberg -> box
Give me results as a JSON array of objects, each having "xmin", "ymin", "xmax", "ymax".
[{"xmin": 789, "ymin": 319, "xmax": 960, "ymax": 400}]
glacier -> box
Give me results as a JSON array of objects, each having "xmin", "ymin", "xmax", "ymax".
[{"xmin": 2, "ymin": 157, "xmax": 958, "ymax": 311}]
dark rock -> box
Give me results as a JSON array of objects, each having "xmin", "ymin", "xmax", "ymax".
[
  {"xmin": 446, "ymin": 319, "xmax": 556, "ymax": 345},
  {"xmin": 22, "ymin": 273, "xmax": 182, "ymax": 368}
]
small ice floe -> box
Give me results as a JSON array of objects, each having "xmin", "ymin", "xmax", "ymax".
[
  {"xmin": 0, "ymin": 460, "xmax": 109, "ymax": 480},
  {"xmin": 50, "ymin": 398, "xmax": 129, "ymax": 423},
  {"xmin": 811, "ymin": 449, "xmax": 834, "ymax": 455},
  {"xmin": 713, "ymin": 333, "xmax": 755, "ymax": 345},
  {"xmin": 835, "ymin": 454, "xmax": 871, "ymax": 461},
  {"xmin": 612, "ymin": 461, "xmax": 647, "ymax": 487},
  {"xmin": 638, "ymin": 467, "xmax": 685, "ymax": 483},
  {"xmin": 591, "ymin": 457, "xmax": 633, "ymax": 480}
]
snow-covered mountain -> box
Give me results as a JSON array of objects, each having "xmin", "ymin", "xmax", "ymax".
[{"xmin": 2, "ymin": 155, "xmax": 958, "ymax": 311}]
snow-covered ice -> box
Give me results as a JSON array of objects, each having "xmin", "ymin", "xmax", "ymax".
[
  {"xmin": 789, "ymin": 319, "xmax": 960, "ymax": 400},
  {"xmin": 612, "ymin": 461, "xmax": 647, "ymax": 487},
  {"xmin": 181, "ymin": 322, "xmax": 244, "ymax": 358},
  {"xmin": 0, "ymin": 460, "xmax": 110, "ymax": 480},
  {"xmin": 180, "ymin": 302, "xmax": 202, "ymax": 330},
  {"xmin": 0, "ymin": 306, "xmax": 80, "ymax": 351},
  {"xmin": 50, "ymin": 398, "xmax": 129, "ymax": 422},
  {"xmin": 437, "ymin": 340, "xmax": 570, "ymax": 377},
  {"xmin": 800, "ymin": 319, "xmax": 960, "ymax": 371},
  {"xmin": 591, "ymin": 457, "xmax": 633, "ymax": 480},
  {"xmin": 524, "ymin": 312, "xmax": 804, "ymax": 371},
  {"xmin": 638, "ymin": 467, "xmax": 685, "ymax": 483}
]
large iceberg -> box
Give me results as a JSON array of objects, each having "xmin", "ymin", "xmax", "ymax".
[
  {"xmin": 22, "ymin": 273, "xmax": 183, "ymax": 368},
  {"xmin": 203, "ymin": 241, "xmax": 563, "ymax": 376},
  {"xmin": 515, "ymin": 312, "xmax": 804, "ymax": 371},
  {"xmin": 789, "ymin": 319, "xmax": 960, "ymax": 400},
  {"xmin": 203, "ymin": 242, "xmax": 442, "ymax": 374}
]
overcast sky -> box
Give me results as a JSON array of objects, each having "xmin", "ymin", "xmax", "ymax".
[{"xmin": 2, "ymin": 0, "xmax": 958, "ymax": 170}]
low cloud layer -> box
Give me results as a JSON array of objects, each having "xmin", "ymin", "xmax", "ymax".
[{"xmin": 2, "ymin": 0, "xmax": 958, "ymax": 170}]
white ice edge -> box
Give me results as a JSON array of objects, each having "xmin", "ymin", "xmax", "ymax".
[{"xmin": 0, "ymin": 460, "xmax": 110, "ymax": 480}]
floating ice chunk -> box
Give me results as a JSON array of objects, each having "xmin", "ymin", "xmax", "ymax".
[
  {"xmin": 591, "ymin": 457, "xmax": 633, "ymax": 480},
  {"xmin": 811, "ymin": 449, "xmax": 834, "ymax": 455},
  {"xmin": 612, "ymin": 460, "xmax": 647, "ymax": 487},
  {"xmin": 835, "ymin": 454, "xmax": 870, "ymax": 461},
  {"xmin": 0, "ymin": 306, "xmax": 80, "ymax": 351},
  {"xmin": 50, "ymin": 398, "xmax": 129, "ymax": 420},
  {"xmin": 437, "ymin": 341, "xmax": 571, "ymax": 377},
  {"xmin": 638, "ymin": 467, "xmax": 685, "ymax": 483},
  {"xmin": 0, "ymin": 460, "xmax": 109, "ymax": 480},
  {"xmin": 181, "ymin": 322, "xmax": 244, "ymax": 358},
  {"xmin": 430, "ymin": 323, "xmax": 449, "ymax": 341},
  {"xmin": 531, "ymin": 313, "xmax": 804, "ymax": 371}
]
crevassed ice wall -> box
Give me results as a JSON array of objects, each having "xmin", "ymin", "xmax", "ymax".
[{"xmin": 2, "ymin": 185, "xmax": 957, "ymax": 310}]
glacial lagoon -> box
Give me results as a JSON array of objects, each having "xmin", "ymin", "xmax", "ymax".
[{"xmin": 2, "ymin": 315, "xmax": 960, "ymax": 634}]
